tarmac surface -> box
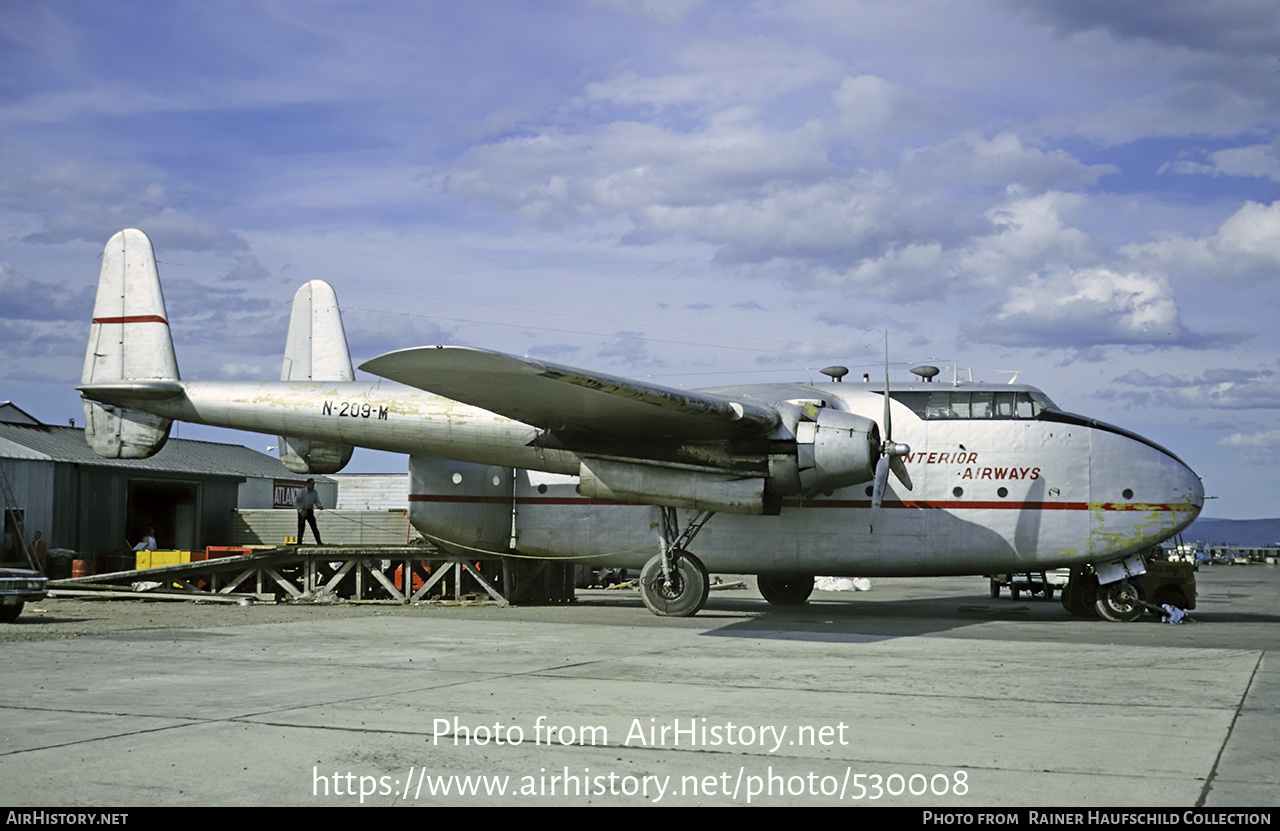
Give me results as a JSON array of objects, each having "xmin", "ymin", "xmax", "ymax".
[{"xmin": 1, "ymin": 565, "xmax": 1277, "ymax": 807}]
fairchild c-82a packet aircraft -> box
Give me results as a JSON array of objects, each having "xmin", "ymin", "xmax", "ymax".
[{"xmin": 78, "ymin": 229, "xmax": 1203, "ymax": 619}]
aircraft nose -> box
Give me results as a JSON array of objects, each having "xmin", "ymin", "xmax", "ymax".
[
  {"xmin": 1086, "ymin": 423, "xmax": 1203, "ymax": 551},
  {"xmin": 1171, "ymin": 455, "xmax": 1204, "ymax": 533},
  {"xmin": 1134, "ymin": 441, "xmax": 1203, "ymax": 540}
]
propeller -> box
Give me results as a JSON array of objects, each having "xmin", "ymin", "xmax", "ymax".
[{"xmin": 870, "ymin": 332, "xmax": 912, "ymax": 531}]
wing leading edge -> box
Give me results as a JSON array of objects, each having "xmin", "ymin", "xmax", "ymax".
[{"xmin": 360, "ymin": 346, "xmax": 780, "ymax": 440}]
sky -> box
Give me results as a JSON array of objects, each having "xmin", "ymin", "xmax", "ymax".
[{"xmin": 2, "ymin": 0, "xmax": 1278, "ymax": 519}]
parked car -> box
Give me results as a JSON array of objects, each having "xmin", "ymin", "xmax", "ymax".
[{"xmin": 0, "ymin": 566, "xmax": 48, "ymax": 623}]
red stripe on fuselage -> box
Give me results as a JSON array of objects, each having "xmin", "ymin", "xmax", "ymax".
[
  {"xmin": 92, "ymin": 315, "xmax": 169, "ymax": 325},
  {"xmin": 408, "ymin": 494, "xmax": 1177, "ymax": 512}
]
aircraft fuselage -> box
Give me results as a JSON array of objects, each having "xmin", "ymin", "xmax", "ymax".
[{"xmin": 84, "ymin": 376, "xmax": 1203, "ymax": 576}]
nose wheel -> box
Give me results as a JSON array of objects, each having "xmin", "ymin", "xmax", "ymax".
[{"xmin": 1094, "ymin": 580, "xmax": 1145, "ymax": 622}]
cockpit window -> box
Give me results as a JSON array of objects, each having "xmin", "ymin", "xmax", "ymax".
[{"xmin": 890, "ymin": 390, "xmax": 1056, "ymax": 420}]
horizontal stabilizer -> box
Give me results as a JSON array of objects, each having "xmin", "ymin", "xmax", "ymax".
[
  {"xmin": 360, "ymin": 346, "xmax": 780, "ymax": 440},
  {"xmin": 78, "ymin": 381, "xmax": 185, "ymax": 404}
]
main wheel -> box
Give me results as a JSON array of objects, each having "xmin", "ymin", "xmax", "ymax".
[
  {"xmin": 640, "ymin": 552, "xmax": 709, "ymax": 617},
  {"xmin": 0, "ymin": 602, "xmax": 24, "ymax": 623},
  {"xmin": 758, "ymin": 573, "xmax": 815, "ymax": 606},
  {"xmin": 1095, "ymin": 580, "xmax": 1145, "ymax": 622},
  {"xmin": 989, "ymin": 578, "xmax": 1000, "ymax": 598}
]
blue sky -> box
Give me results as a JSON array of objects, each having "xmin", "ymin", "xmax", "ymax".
[{"xmin": 2, "ymin": 1, "xmax": 1278, "ymax": 518}]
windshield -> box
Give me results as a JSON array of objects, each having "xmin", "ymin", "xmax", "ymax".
[{"xmin": 888, "ymin": 390, "xmax": 1057, "ymax": 421}]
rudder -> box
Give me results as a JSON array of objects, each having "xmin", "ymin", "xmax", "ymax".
[
  {"xmin": 81, "ymin": 229, "xmax": 177, "ymax": 459},
  {"xmin": 278, "ymin": 280, "xmax": 354, "ymax": 474}
]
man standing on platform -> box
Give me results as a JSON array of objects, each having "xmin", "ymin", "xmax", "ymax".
[{"xmin": 294, "ymin": 479, "xmax": 323, "ymax": 545}]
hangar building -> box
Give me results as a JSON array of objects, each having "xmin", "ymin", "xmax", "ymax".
[{"xmin": 0, "ymin": 401, "xmax": 334, "ymax": 568}]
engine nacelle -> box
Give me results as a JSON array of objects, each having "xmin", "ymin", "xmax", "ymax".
[
  {"xmin": 82, "ymin": 401, "xmax": 171, "ymax": 459},
  {"xmin": 769, "ymin": 407, "xmax": 879, "ymax": 496},
  {"xmin": 278, "ymin": 436, "xmax": 353, "ymax": 475},
  {"xmin": 578, "ymin": 458, "xmax": 768, "ymax": 515}
]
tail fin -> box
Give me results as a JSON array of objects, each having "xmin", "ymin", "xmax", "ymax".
[
  {"xmin": 81, "ymin": 229, "xmax": 177, "ymax": 459},
  {"xmin": 277, "ymin": 280, "xmax": 354, "ymax": 474}
]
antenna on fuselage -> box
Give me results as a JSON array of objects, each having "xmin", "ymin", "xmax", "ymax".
[{"xmin": 910, "ymin": 365, "xmax": 940, "ymax": 383}]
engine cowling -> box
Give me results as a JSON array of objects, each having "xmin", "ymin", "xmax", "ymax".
[{"xmin": 769, "ymin": 406, "xmax": 880, "ymax": 496}]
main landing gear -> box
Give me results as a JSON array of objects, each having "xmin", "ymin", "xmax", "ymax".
[
  {"xmin": 1060, "ymin": 555, "xmax": 1197, "ymax": 622},
  {"xmin": 757, "ymin": 573, "xmax": 815, "ymax": 605},
  {"xmin": 1061, "ymin": 567, "xmax": 1144, "ymax": 620},
  {"xmin": 639, "ymin": 507, "xmax": 713, "ymax": 617}
]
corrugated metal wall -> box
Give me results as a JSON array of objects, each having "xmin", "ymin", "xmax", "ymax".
[
  {"xmin": 331, "ymin": 474, "xmax": 409, "ymax": 510},
  {"xmin": 230, "ymin": 509, "xmax": 415, "ymax": 546},
  {"xmin": 1, "ymin": 459, "xmax": 54, "ymax": 558}
]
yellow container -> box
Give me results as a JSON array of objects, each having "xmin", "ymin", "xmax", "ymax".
[{"xmin": 135, "ymin": 550, "xmax": 192, "ymax": 570}]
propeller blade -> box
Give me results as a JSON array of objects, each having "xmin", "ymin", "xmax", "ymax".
[
  {"xmin": 882, "ymin": 335, "xmax": 892, "ymax": 443},
  {"xmin": 890, "ymin": 455, "xmax": 913, "ymax": 491},
  {"xmin": 870, "ymin": 455, "xmax": 890, "ymax": 511},
  {"xmin": 869, "ymin": 456, "xmax": 890, "ymax": 533}
]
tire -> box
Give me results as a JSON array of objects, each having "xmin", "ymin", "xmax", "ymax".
[
  {"xmin": 989, "ymin": 578, "xmax": 1000, "ymax": 599},
  {"xmin": 1043, "ymin": 586, "xmax": 1054, "ymax": 601},
  {"xmin": 640, "ymin": 552, "xmax": 709, "ymax": 617},
  {"xmin": 1010, "ymin": 585, "xmax": 1020, "ymax": 601},
  {"xmin": 0, "ymin": 602, "xmax": 24, "ymax": 623},
  {"xmin": 1147, "ymin": 586, "xmax": 1190, "ymax": 619},
  {"xmin": 1061, "ymin": 569, "xmax": 1099, "ymax": 617},
  {"xmin": 1095, "ymin": 580, "xmax": 1145, "ymax": 622},
  {"xmin": 758, "ymin": 573, "xmax": 815, "ymax": 606}
]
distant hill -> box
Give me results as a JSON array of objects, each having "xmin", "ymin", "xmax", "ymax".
[{"xmin": 1183, "ymin": 518, "xmax": 1280, "ymax": 547}]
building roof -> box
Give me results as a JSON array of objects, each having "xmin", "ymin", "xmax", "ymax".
[
  {"xmin": 0, "ymin": 421, "xmax": 327, "ymax": 482},
  {"xmin": 0, "ymin": 402, "xmax": 41, "ymax": 426}
]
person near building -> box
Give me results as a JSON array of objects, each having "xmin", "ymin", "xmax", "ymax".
[
  {"xmin": 294, "ymin": 479, "xmax": 323, "ymax": 545},
  {"xmin": 132, "ymin": 527, "xmax": 157, "ymax": 551}
]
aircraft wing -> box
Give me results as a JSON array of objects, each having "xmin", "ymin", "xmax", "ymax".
[{"xmin": 360, "ymin": 346, "xmax": 780, "ymax": 440}]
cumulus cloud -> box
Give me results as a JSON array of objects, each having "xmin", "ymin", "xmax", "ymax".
[
  {"xmin": 1161, "ymin": 142, "xmax": 1280, "ymax": 182},
  {"xmin": 1219, "ymin": 429, "xmax": 1280, "ymax": 461},
  {"xmin": 1054, "ymin": 84, "xmax": 1266, "ymax": 147},
  {"xmin": 1112, "ymin": 366, "xmax": 1280, "ymax": 409},
  {"xmin": 827, "ymin": 75, "xmax": 956, "ymax": 147},
  {"xmin": 445, "ymin": 110, "xmax": 1119, "ymax": 305},
  {"xmin": 0, "ymin": 150, "xmax": 246, "ymax": 251},
  {"xmin": 1011, "ymin": 0, "xmax": 1280, "ymax": 57},
  {"xmin": 1123, "ymin": 200, "xmax": 1280, "ymax": 284},
  {"xmin": 0, "ymin": 262, "xmax": 93, "ymax": 322},
  {"xmin": 587, "ymin": 36, "xmax": 840, "ymax": 110},
  {"xmin": 969, "ymin": 267, "xmax": 1230, "ymax": 350},
  {"xmin": 220, "ymin": 255, "xmax": 274, "ymax": 284},
  {"xmin": 596, "ymin": 331, "xmax": 662, "ymax": 367},
  {"xmin": 901, "ymin": 133, "xmax": 1117, "ymax": 194}
]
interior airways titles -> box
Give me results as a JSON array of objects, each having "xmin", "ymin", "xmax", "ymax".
[
  {"xmin": 902, "ymin": 451, "xmax": 1039, "ymax": 481},
  {"xmin": 78, "ymin": 229, "xmax": 1203, "ymax": 618}
]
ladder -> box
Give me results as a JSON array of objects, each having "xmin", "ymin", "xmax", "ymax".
[{"xmin": 0, "ymin": 462, "xmax": 39, "ymax": 573}]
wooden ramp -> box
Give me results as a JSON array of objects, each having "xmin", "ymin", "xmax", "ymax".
[{"xmin": 48, "ymin": 546, "xmax": 576, "ymax": 606}]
